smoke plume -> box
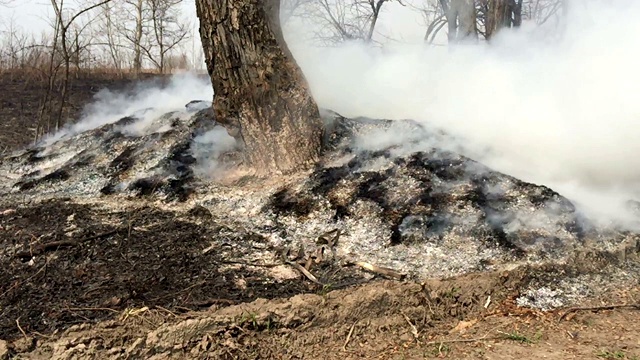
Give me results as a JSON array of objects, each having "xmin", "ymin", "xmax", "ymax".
[
  {"xmin": 285, "ymin": 0, "xmax": 640, "ymax": 229},
  {"xmin": 43, "ymin": 72, "xmax": 213, "ymax": 144}
]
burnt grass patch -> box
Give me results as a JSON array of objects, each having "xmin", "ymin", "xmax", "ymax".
[
  {"xmin": 109, "ymin": 145, "xmax": 138, "ymax": 174},
  {"xmin": 15, "ymin": 168, "xmax": 72, "ymax": 191},
  {"xmin": 307, "ymin": 150, "xmax": 524, "ymax": 249},
  {"xmin": 0, "ymin": 198, "xmax": 364, "ymax": 340},
  {"xmin": 268, "ymin": 188, "xmax": 316, "ymax": 217},
  {"xmin": 296, "ymin": 148, "xmax": 577, "ymax": 255}
]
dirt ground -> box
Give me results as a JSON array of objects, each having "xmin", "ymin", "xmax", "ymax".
[
  {"xmin": 1, "ymin": 72, "xmax": 640, "ymax": 359},
  {"xmin": 1, "ymin": 197, "xmax": 639, "ymax": 359}
]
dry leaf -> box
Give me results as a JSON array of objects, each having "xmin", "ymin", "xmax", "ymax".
[{"xmin": 449, "ymin": 319, "xmax": 478, "ymax": 334}]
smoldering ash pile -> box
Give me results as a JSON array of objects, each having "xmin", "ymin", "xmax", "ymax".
[{"xmin": 2, "ymin": 0, "xmax": 640, "ymax": 313}]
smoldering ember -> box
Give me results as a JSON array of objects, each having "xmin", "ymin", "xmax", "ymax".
[{"xmin": 2, "ymin": 0, "xmax": 640, "ymax": 359}]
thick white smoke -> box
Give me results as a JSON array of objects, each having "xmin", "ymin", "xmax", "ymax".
[
  {"xmin": 43, "ymin": 72, "xmax": 213, "ymax": 144},
  {"xmin": 33, "ymin": 1, "xmax": 640, "ymax": 228},
  {"xmin": 285, "ymin": 0, "xmax": 640, "ymax": 228}
]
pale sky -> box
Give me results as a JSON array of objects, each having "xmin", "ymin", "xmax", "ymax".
[
  {"xmin": 1, "ymin": 0, "xmax": 198, "ymax": 37},
  {"xmin": 1, "ymin": 0, "xmax": 426, "ymax": 45}
]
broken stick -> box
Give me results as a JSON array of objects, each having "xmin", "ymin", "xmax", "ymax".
[
  {"xmin": 559, "ymin": 303, "xmax": 640, "ymax": 321},
  {"xmin": 352, "ymin": 261, "xmax": 406, "ymax": 280}
]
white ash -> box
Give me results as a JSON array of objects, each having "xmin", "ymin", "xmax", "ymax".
[{"xmin": 516, "ymin": 287, "xmax": 566, "ymax": 311}]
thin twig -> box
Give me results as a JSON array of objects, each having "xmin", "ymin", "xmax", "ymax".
[
  {"xmin": 287, "ymin": 261, "xmax": 324, "ymax": 285},
  {"xmin": 189, "ymin": 298, "xmax": 237, "ymax": 307},
  {"xmin": 174, "ymin": 306, "xmax": 195, "ymax": 313},
  {"xmin": 31, "ymin": 330, "xmax": 55, "ymax": 339},
  {"xmin": 425, "ymin": 335, "xmax": 503, "ymax": 345},
  {"xmin": 151, "ymin": 281, "xmax": 206, "ymax": 302},
  {"xmin": 13, "ymin": 229, "xmax": 118, "ymax": 259},
  {"xmin": 155, "ymin": 306, "xmax": 179, "ymax": 318},
  {"xmin": 343, "ymin": 321, "xmax": 358, "ymax": 351},
  {"xmin": 0, "ymin": 262, "xmax": 47, "ymax": 298},
  {"xmin": 425, "ymin": 325, "xmax": 508, "ymax": 345},
  {"xmin": 64, "ymin": 307, "xmax": 120, "ymax": 313},
  {"xmin": 401, "ymin": 312, "xmax": 419, "ymax": 341},
  {"xmin": 16, "ymin": 317, "xmax": 28, "ymax": 340},
  {"xmin": 559, "ymin": 303, "xmax": 640, "ymax": 321},
  {"xmin": 220, "ymin": 260, "xmax": 283, "ymax": 268}
]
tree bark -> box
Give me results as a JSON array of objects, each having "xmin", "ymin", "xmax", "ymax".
[
  {"xmin": 133, "ymin": 0, "xmax": 143, "ymax": 75},
  {"xmin": 195, "ymin": 0, "xmax": 323, "ymax": 175},
  {"xmin": 513, "ymin": 0, "xmax": 523, "ymax": 27},
  {"xmin": 485, "ymin": 0, "xmax": 522, "ymax": 39},
  {"xmin": 442, "ymin": 0, "xmax": 477, "ymax": 43}
]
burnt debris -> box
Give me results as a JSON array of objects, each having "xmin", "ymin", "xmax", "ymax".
[
  {"xmin": 2, "ymin": 104, "xmax": 219, "ymax": 202},
  {"xmin": 0, "ymin": 107, "xmax": 633, "ymax": 277}
]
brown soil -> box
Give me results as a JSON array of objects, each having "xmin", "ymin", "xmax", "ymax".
[
  {"xmin": 1, "ymin": 197, "xmax": 639, "ymax": 359},
  {"xmin": 2, "ymin": 274, "xmax": 640, "ymax": 359}
]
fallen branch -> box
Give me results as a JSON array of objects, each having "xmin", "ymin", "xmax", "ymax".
[
  {"xmin": 559, "ymin": 303, "xmax": 640, "ymax": 321},
  {"xmin": 13, "ymin": 229, "xmax": 119, "ymax": 260},
  {"xmin": 351, "ymin": 261, "xmax": 406, "ymax": 280}
]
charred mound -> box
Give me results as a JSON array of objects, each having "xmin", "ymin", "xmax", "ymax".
[
  {"xmin": 1, "ymin": 103, "xmax": 640, "ymax": 339},
  {"xmin": 0, "ymin": 104, "xmax": 637, "ymax": 275}
]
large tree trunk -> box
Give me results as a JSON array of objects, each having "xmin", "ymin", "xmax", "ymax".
[
  {"xmin": 195, "ymin": 0, "xmax": 324, "ymax": 175},
  {"xmin": 442, "ymin": 0, "xmax": 477, "ymax": 43},
  {"xmin": 513, "ymin": 0, "xmax": 523, "ymax": 27},
  {"xmin": 486, "ymin": 0, "xmax": 513, "ymax": 39}
]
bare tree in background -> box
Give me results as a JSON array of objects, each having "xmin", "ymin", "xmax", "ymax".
[
  {"xmin": 295, "ymin": 0, "xmax": 402, "ymax": 45},
  {"xmin": 98, "ymin": 1, "xmax": 127, "ymax": 71},
  {"xmin": 146, "ymin": 0, "xmax": 190, "ymax": 73},
  {"xmin": 196, "ymin": 0, "xmax": 323, "ymax": 174},
  {"xmin": 419, "ymin": 0, "xmax": 563, "ymax": 43},
  {"xmin": 1, "ymin": 0, "xmax": 196, "ymax": 144},
  {"xmin": 419, "ymin": 0, "xmax": 446, "ymax": 43},
  {"xmin": 280, "ymin": 0, "xmax": 312, "ymax": 23},
  {"xmin": 119, "ymin": 0, "xmax": 148, "ymax": 74},
  {"xmin": 418, "ymin": 0, "xmax": 477, "ymax": 44},
  {"xmin": 522, "ymin": 0, "xmax": 564, "ymax": 26},
  {"xmin": 48, "ymin": 0, "xmax": 113, "ymax": 131},
  {"xmin": 483, "ymin": 0, "xmax": 523, "ymax": 39},
  {"xmin": 0, "ymin": 16, "xmax": 29, "ymax": 70},
  {"xmin": 442, "ymin": 0, "xmax": 478, "ymax": 42}
]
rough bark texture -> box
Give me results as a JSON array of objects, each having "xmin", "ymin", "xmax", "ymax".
[
  {"xmin": 442, "ymin": 0, "xmax": 477, "ymax": 43},
  {"xmin": 486, "ymin": 0, "xmax": 522, "ymax": 39},
  {"xmin": 195, "ymin": 0, "xmax": 323, "ymax": 175}
]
